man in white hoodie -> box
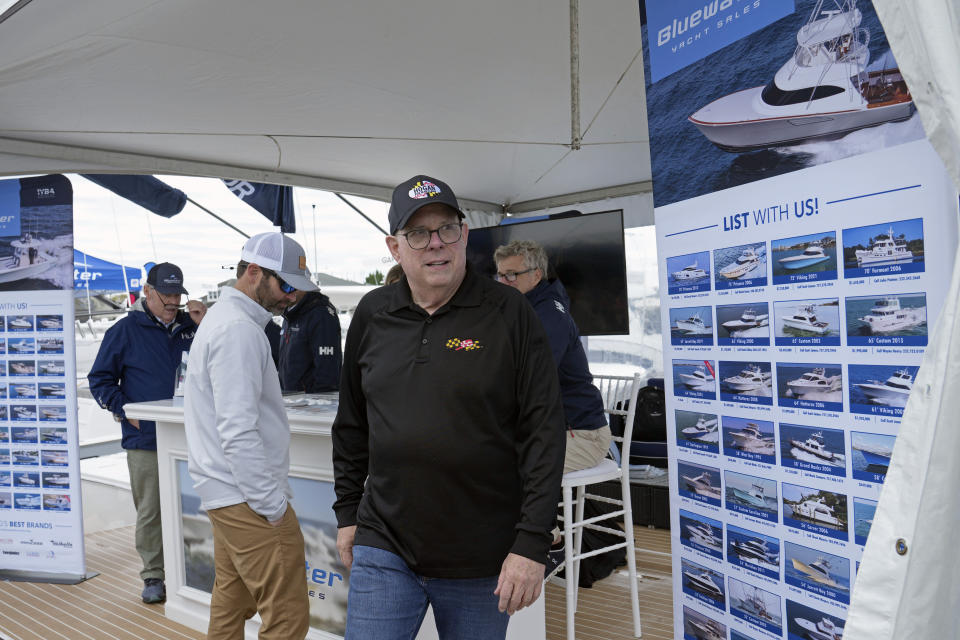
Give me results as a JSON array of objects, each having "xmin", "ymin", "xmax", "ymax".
[{"xmin": 184, "ymin": 232, "xmax": 314, "ymax": 640}]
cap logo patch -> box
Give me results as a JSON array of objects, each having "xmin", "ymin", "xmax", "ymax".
[
  {"xmin": 299, "ymin": 256, "xmax": 306, "ymax": 270},
  {"xmin": 409, "ymin": 180, "xmax": 441, "ymax": 200},
  {"xmin": 445, "ymin": 337, "xmax": 483, "ymax": 352}
]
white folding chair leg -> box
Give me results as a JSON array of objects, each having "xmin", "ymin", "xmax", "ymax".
[
  {"xmin": 572, "ymin": 485, "xmax": 587, "ymax": 612},
  {"xmin": 562, "ymin": 484, "xmax": 576, "ymax": 640},
  {"xmin": 621, "ymin": 477, "xmax": 642, "ymax": 638}
]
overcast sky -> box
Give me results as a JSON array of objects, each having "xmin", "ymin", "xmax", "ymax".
[{"xmin": 70, "ymin": 175, "xmax": 394, "ymax": 297}]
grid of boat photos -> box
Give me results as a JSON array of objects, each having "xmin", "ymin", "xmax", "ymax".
[
  {"xmin": 664, "ymin": 216, "xmax": 945, "ymax": 640},
  {"xmin": 0, "ymin": 312, "xmax": 71, "ymax": 515}
]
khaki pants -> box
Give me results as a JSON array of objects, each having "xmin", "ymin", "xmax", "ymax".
[
  {"xmin": 206, "ymin": 502, "xmax": 310, "ymax": 640},
  {"xmin": 126, "ymin": 449, "xmax": 163, "ymax": 581},
  {"xmin": 564, "ymin": 425, "xmax": 613, "ymax": 474}
]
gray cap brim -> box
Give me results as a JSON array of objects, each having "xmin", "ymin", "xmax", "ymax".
[{"xmin": 277, "ymin": 271, "xmax": 318, "ymax": 292}]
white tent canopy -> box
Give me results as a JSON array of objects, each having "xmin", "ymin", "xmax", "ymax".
[{"xmin": 0, "ymin": 0, "xmax": 651, "ymax": 214}]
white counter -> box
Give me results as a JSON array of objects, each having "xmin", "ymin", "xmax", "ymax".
[{"xmin": 124, "ymin": 397, "xmax": 544, "ymax": 640}]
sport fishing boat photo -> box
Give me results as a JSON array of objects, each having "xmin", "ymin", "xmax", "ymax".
[
  {"xmin": 13, "ymin": 451, "xmax": 39, "ymax": 464},
  {"xmin": 0, "ymin": 234, "xmax": 61, "ymax": 284},
  {"xmin": 15, "ymin": 494, "xmax": 41, "ymax": 508},
  {"xmin": 855, "ymin": 369, "xmax": 913, "ymax": 405},
  {"xmin": 782, "ymin": 306, "xmax": 831, "ymax": 334},
  {"xmin": 13, "ymin": 406, "xmax": 36, "ymax": 420},
  {"xmin": 683, "ymin": 570, "xmax": 724, "ymax": 599},
  {"xmin": 10, "ymin": 362, "xmax": 36, "ymax": 375},
  {"xmin": 857, "ymin": 296, "xmax": 926, "ymax": 333},
  {"xmin": 735, "ymin": 587, "xmax": 774, "ymax": 621},
  {"xmin": 38, "ymin": 317, "xmax": 63, "ymax": 329},
  {"xmin": 672, "ymin": 261, "xmax": 708, "ymax": 281},
  {"xmin": 795, "ymin": 616, "xmax": 844, "ymax": 640},
  {"xmin": 675, "ymin": 313, "xmax": 711, "ymax": 335},
  {"xmin": 39, "ymin": 362, "xmax": 65, "ymax": 375},
  {"xmin": 729, "ymin": 422, "xmax": 775, "ymax": 454},
  {"xmin": 787, "ymin": 367, "xmax": 842, "ymax": 396},
  {"xmin": 689, "ymin": 0, "xmax": 914, "ymax": 152},
  {"xmin": 722, "ymin": 364, "xmax": 772, "ymax": 393},
  {"xmin": 8, "ymin": 316, "xmax": 31, "ymax": 329},
  {"xmin": 41, "ymin": 407, "xmax": 67, "ymax": 420},
  {"xmin": 718, "ymin": 247, "xmax": 761, "ymax": 279},
  {"xmin": 15, "ymin": 474, "xmax": 37, "ymax": 486},
  {"xmin": 778, "ymin": 242, "xmax": 830, "ymax": 270},
  {"xmin": 732, "ymin": 483, "xmax": 769, "ymax": 509},
  {"xmin": 683, "ymin": 471, "xmax": 722, "ymax": 499},
  {"xmin": 687, "ymin": 522, "xmax": 723, "ymax": 549},
  {"xmin": 686, "ymin": 617, "xmax": 725, "ymax": 640},
  {"xmin": 790, "ymin": 432, "xmax": 845, "ymax": 466},
  {"xmin": 681, "ymin": 416, "xmax": 719, "ymax": 441},
  {"xmin": 731, "ymin": 537, "xmax": 778, "ymax": 565},
  {"xmin": 678, "ymin": 366, "xmax": 716, "ymax": 389},
  {"xmin": 722, "ymin": 308, "xmax": 769, "ymax": 331},
  {"xmin": 854, "ymin": 443, "xmax": 893, "ymax": 467},
  {"xmin": 791, "ymin": 556, "xmax": 845, "ymax": 589},
  {"xmin": 855, "ymin": 225, "xmax": 914, "ymax": 266},
  {"xmin": 792, "ymin": 496, "xmax": 843, "ymax": 526}
]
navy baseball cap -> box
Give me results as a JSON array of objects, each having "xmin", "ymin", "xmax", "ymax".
[
  {"xmin": 146, "ymin": 262, "xmax": 188, "ymax": 295},
  {"xmin": 388, "ymin": 175, "xmax": 464, "ymax": 235}
]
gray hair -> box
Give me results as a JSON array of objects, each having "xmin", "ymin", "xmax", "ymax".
[{"xmin": 494, "ymin": 239, "xmax": 548, "ymax": 277}]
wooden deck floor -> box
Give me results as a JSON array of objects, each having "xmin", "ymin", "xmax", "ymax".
[{"xmin": 0, "ymin": 525, "xmax": 674, "ymax": 640}]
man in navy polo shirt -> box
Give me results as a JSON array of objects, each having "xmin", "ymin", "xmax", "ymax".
[
  {"xmin": 333, "ymin": 176, "xmax": 566, "ymax": 639},
  {"xmin": 88, "ymin": 262, "xmax": 198, "ymax": 604}
]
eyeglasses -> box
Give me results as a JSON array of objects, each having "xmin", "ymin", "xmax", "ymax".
[
  {"xmin": 396, "ymin": 222, "xmax": 463, "ymax": 250},
  {"xmin": 496, "ymin": 268, "xmax": 536, "ymax": 283},
  {"xmin": 261, "ymin": 268, "xmax": 296, "ymax": 293}
]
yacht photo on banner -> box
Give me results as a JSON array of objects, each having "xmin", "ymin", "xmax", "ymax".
[
  {"xmin": 0, "ymin": 174, "xmax": 87, "ymax": 583},
  {"xmin": 641, "ymin": 1, "xmax": 960, "ymax": 639}
]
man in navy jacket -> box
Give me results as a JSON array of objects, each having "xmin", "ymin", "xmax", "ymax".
[
  {"xmin": 278, "ymin": 290, "xmax": 341, "ymax": 392},
  {"xmin": 494, "ymin": 240, "xmax": 610, "ymax": 471},
  {"xmin": 88, "ymin": 262, "xmax": 198, "ymax": 604}
]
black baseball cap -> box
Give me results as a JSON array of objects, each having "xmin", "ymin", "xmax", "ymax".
[
  {"xmin": 388, "ymin": 175, "xmax": 464, "ymax": 235},
  {"xmin": 146, "ymin": 262, "xmax": 189, "ymax": 295}
]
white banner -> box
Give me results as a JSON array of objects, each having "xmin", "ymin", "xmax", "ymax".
[{"xmin": 0, "ymin": 175, "xmax": 85, "ymax": 580}]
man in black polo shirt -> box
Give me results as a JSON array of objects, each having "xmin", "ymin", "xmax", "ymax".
[{"xmin": 332, "ymin": 175, "xmax": 566, "ymax": 640}]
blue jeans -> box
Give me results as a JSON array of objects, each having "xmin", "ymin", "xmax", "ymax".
[{"xmin": 346, "ymin": 545, "xmax": 510, "ymax": 640}]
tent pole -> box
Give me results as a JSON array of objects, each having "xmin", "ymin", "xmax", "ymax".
[
  {"xmin": 569, "ymin": 0, "xmax": 581, "ymax": 151},
  {"xmin": 185, "ymin": 197, "xmax": 250, "ymax": 239},
  {"xmin": 335, "ymin": 193, "xmax": 388, "ymax": 236}
]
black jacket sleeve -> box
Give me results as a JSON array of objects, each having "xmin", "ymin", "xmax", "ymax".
[
  {"xmin": 331, "ymin": 299, "xmax": 371, "ymax": 528},
  {"xmin": 507, "ymin": 296, "xmax": 566, "ymax": 562}
]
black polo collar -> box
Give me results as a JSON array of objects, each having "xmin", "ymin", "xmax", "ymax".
[{"xmin": 386, "ymin": 263, "xmax": 484, "ymax": 314}]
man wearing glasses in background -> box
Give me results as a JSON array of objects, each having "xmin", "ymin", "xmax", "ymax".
[
  {"xmin": 88, "ymin": 262, "xmax": 200, "ymax": 604},
  {"xmin": 333, "ymin": 175, "xmax": 566, "ymax": 639},
  {"xmin": 183, "ymin": 232, "xmax": 312, "ymax": 640}
]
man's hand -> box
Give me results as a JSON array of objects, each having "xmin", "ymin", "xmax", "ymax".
[
  {"xmin": 337, "ymin": 525, "xmax": 357, "ymax": 570},
  {"xmin": 128, "ymin": 418, "xmax": 140, "ymax": 429},
  {"xmin": 494, "ymin": 553, "xmax": 544, "ymax": 615},
  {"xmin": 267, "ymin": 504, "xmax": 289, "ymax": 527},
  {"xmin": 186, "ymin": 300, "xmax": 207, "ymax": 325}
]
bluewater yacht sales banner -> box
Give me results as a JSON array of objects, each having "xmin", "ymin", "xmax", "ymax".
[
  {"xmin": 0, "ymin": 175, "xmax": 85, "ymax": 580},
  {"xmin": 642, "ymin": 1, "xmax": 959, "ymax": 639}
]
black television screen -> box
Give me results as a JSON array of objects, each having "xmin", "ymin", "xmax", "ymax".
[{"xmin": 465, "ymin": 209, "xmax": 628, "ymax": 336}]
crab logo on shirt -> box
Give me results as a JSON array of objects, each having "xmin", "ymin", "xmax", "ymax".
[
  {"xmin": 445, "ymin": 337, "xmax": 483, "ymax": 352},
  {"xmin": 409, "ymin": 181, "xmax": 441, "ymax": 200}
]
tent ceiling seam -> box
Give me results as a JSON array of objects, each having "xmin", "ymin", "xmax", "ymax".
[
  {"xmin": 570, "ymin": 0, "xmax": 581, "ymax": 151},
  {"xmin": 266, "ymin": 134, "xmax": 282, "ymax": 171}
]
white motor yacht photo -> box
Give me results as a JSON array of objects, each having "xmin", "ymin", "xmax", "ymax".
[
  {"xmin": 782, "ymin": 306, "xmax": 831, "ymax": 334},
  {"xmin": 787, "ymin": 368, "xmax": 841, "ymax": 396},
  {"xmin": 672, "ymin": 261, "xmax": 708, "ymax": 281},
  {"xmin": 855, "ymin": 225, "xmax": 914, "ymax": 267},
  {"xmin": 778, "ymin": 242, "xmax": 830, "ymax": 270},
  {"xmin": 792, "ymin": 496, "xmax": 843, "ymax": 527},
  {"xmin": 789, "ymin": 432, "xmax": 845, "ymax": 466},
  {"xmin": 675, "ymin": 313, "xmax": 711, "ymax": 335},
  {"xmin": 678, "ymin": 366, "xmax": 716, "ymax": 389},
  {"xmin": 795, "ymin": 616, "xmax": 844, "ymax": 640},
  {"xmin": 689, "ymin": 0, "xmax": 913, "ymax": 152},
  {"xmin": 683, "ymin": 570, "xmax": 724, "ymax": 599},
  {"xmin": 718, "ymin": 248, "xmax": 761, "ymax": 279},
  {"xmin": 857, "ymin": 296, "xmax": 926, "ymax": 333},
  {"xmin": 722, "ymin": 308, "xmax": 769, "ymax": 331},
  {"xmin": 855, "ymin": 369, "xmax": 913, "ymax": 405},
  {"xmin": 722, "ymin": 364, "xmax": 772, "ymax": 393}
]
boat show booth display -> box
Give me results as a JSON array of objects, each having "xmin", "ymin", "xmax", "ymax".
[
  {"xmin": 642, "ymin": 1, "xmax": 960, "ymax": 638},
  {"xmin": 124, "ymin": 397, "xmax": 545, "ymax": 640},
  {"xmin": 0, "ymin": 175, "xmax": 88, "ymax": 583}
]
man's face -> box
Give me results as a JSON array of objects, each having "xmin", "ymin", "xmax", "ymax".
[
  {"xmin": 143, "ymin": 285, "xmax": 181, "ymax": 324},
  {"xmin": 254, "ymin": 267, "xmax": 298, "ymax": 315},
  {"xmin": 496, "ymin": 255, "xmax": 541, "ymax": 295},
  {"xmin": 387, "ymin": 203, "xmax": 468, "ymax": 295}
]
